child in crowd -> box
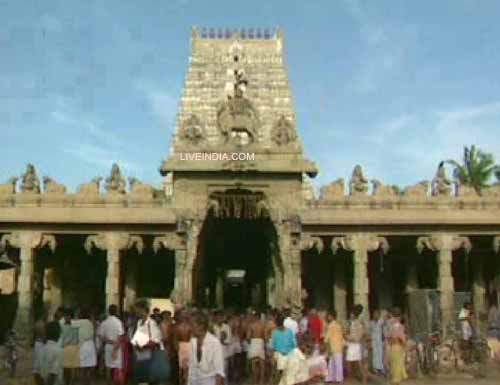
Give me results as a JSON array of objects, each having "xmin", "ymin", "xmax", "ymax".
[{"xmin": 38, "ymin": 321, "xmax": 65, "ymax": 385}]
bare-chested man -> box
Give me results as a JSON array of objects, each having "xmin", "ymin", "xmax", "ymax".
[
  {"xmin": 246, "ymin": 311, "xmax": 266, "ymax": 384},
  {"xmin": 174, "ymin": 312, "xmax": 192, "ymax": 385},
  {"xmin": 264, "ymin": 311, "xmax": 277, "ymax": 382},
  {"xmin": 229, "ymin": 313, "xmax": 244, "ymax": 382}
]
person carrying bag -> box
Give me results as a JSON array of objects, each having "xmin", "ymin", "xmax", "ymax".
[{"xmin": 132, "ymin": 299, "xmax": 170, "ymax": 384}]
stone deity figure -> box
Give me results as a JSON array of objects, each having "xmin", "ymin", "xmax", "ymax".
[
  {"xmin": 21, "ymin": 163, "xmax": 40, "ymax": 193},
  {"xmin": 105, "ymin": 163, "xmax": 126, "ymax": 194},
  {"xmin": 432, "ymin": 161, "xmax": 452, "ymax": 196},
  {"xmin": 349, "ymin": 165, "xmax": 369, "ymax": 195}
]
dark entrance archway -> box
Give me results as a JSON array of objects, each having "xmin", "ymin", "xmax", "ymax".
[{"xmin": 194, "ymin": 189, "xmax": 279, "ymax": 310}]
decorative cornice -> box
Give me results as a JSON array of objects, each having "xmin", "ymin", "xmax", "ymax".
[
  {"xmin": 0, "ymin": 231, "xmax": 56, "ymax": 252},
  {"xmin": 416, "ymin": 234, "xmax": 472, "ymax": 254},
  {"xmin": 84, "ymin": 233, "xmax": 144, "ymax": 254}
]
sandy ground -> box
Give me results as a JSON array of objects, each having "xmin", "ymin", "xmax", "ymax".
[{"xmin": 2, "ymin": 374, "xmax": 500, "ymax": 385}]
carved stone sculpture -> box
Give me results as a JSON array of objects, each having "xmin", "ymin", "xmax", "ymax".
[
  {"xmin": 482, "ymin": 185, "xmax": 500, "ymax": 197},
  {"xmin": 349, "ymin": 165, "xmax": 369, "ymax": 196},
  {"xmin": 0, "ymin": 177, "xmax": 18, "ymax": 195},
  {"xmin": 302, "ymin": 176, "xmax": 315, "ymax": 202},
  {"xmin": 217, "ymin": 68, "xmax": 259, "ymax": 146},
  {"xmin": 179, "ymin": 114, "xmax": 205, "ymax": 144},
  {"xmin": 43, "ymin": 177, "xmax": 67, "ymax": 194},
  {"xmin": 271, "ymin": 115, "xmax": 296, "ymax": 146},
  {"xmin": 105, "ymin": 164, "xmax": 126, "ymax": 194},
  {"xmin": 255, "ymin": 199, "xmax": 271, "ymax": 218},
  {"xmin": 432, "ymin": 162, "xmax": 452, "ymax": 196},
  {"xmin": 20, "ymin": 164, "xmax": 40, "ymax": 193},
  {"xmin": 371, "ymin": 179, "xmax": 397, "ymax": 197},
  {"xmin": 300, "ymin": 234, "xmax": 323, "ymax": 253},
  {"xmin": 77, "ymin": 177, "xmax": 102, "ymax": 195},
  {"xmin": 207, "ymin": 199, "xmax": 220, "ymax": 217},
  {"xmin": 403, "ymin": 181, "xmax": 430, "ymax": 197},
  {"xmin": 455, "ymin": 183, "xmax": 479, "ymax": 198},
  {"xmin": 319, "ymin": 179, "xmax": 345, "ymax": 200},
  {"xmin": 128, "ymin": 177, "xmax": 154, "ymax": 199}
]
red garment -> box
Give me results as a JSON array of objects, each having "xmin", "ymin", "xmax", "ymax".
[
  {"xmin": 308, "ymin": 315, "xmax": 324, "ymax": 344},
  {"xmin": 112, "ymin": 336, "xmax": 130, "ymax": 385}
]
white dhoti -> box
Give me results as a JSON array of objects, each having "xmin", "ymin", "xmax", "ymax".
[
  {"xmin": 189, "ymin": 376, "xmax": 217, "ymax": 385},
  {"xmin": 231, "ymin": 337, "xmax": 242, "ymax": 355},
  {"xmin": 274, "ymin": 352, "xmax": 287, "ymax": 371},
  {"xmin": 247, "ymin": 338, "xmax": 265, "ymax": 360},
  {"xmin": 346, "ymin": 342, "xmax": 362, "ymax": 362},
  {"xmin": 80, "ymin": 340, "xmax": 97, "ymax": 368},
  {"xmin": 104, "ymin": 343, "xmax": 122, "ymax": 369}
]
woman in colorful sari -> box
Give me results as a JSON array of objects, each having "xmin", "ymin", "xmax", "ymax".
[
  {"xmin": 387, "ymin": 308, "xmax": 407, "ymax": 385},
  {"xmin": 325, "ymin": 310, "xmax": 344, "ymax": 383}
]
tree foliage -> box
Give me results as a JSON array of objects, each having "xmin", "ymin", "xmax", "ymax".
[{"xmin": 445, "ymin": 145, "xmax": 500, "ymax": 195}]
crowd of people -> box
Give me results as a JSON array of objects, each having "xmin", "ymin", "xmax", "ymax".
[{"xmin": 29, "ymin": 300, "xmax": 416, "ymax": 385}]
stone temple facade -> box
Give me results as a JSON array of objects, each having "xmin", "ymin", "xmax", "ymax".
[{"xmin": 1, "ymin": 27, "xmax": 500, "ymax": 341}]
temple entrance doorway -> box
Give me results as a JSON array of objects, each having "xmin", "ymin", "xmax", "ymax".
[{"xmin": 194, "ymin": 189, "xmax": 279, "ymax": 310}]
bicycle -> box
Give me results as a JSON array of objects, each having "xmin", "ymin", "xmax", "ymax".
[
  {"xmin": 415, "ymin": 331, "xmax": 441, "ymax": 376},
  {"xmin": 2, "ymin": 329, "xmax": 17, "ymax": 378}
]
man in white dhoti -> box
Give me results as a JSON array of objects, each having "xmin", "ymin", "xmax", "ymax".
[
  {"xmin": 74, "ymin": 309, "xmax": 97, "ymax": 385},
  {"xmin": 98, "ymin": 305, "xmax": 124, "ymax": 383},
  {"xmin": 212, "ymin": 311, "xmax": 232, "ymax": 376},
  {"xmin": 188, "ymin": 313, "xmax": 225, "ymax": 385}
]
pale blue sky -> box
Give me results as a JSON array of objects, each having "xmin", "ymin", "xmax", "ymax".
[{"xmin": 1, "ymin": 0, "xmax": 500, "ymax": 191}]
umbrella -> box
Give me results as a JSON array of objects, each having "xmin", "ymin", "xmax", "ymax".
[{"xmin": 0, "ymin": 252, "xmax": 16, "ymax": 270}]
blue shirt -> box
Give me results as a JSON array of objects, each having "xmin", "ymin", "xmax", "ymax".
[{"xmin": 271, "ymin": 328, "xmax": 297, "ymax": 355}]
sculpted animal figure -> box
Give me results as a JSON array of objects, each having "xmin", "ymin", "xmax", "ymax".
[
  {"xmin": 128, "ymin": 177, "xmax": 154, "ymax": 196},
  {"xmin": 43, "ymin": 177, "xmax": 67, "ymax": 194},
  {"xmin": 105, "ymin": 163, "xmax": 126, "ymax": 194},
  {"xmin": 403, "ymin": 181, "xmax": 430, "ymax": 197},
  {"xmin": 319, "ymin": 178, "xmax": 345, "ymax": 200},
  {"xmin": 21, "ymin": 163, "xmax": 40, "ymax": 193},
  {"xmin": 432, "ymin": 161, "xmax": 452, "ymax": 196},
  {"xmin": 349, "ymin": 165, "xmax": 369, "ymax": 195},
  {"xmin": 77, "ymin": 177, "xmax": 102, "ymax": 195},
  {"xmin": 482, "ymin": 185, "xmax": 500, "ymax": 197},
  {"xmin": 371, "ymin": 179, "xmax": 397, "ymax": 197},
  {"xmin": 0, "ymin": 177, "xmax": 18, "ymax": 195}
]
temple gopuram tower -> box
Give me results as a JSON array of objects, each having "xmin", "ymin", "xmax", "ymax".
[{"xmin": 160, "ymin": 27, "xmax": 317, "ymax": 309}]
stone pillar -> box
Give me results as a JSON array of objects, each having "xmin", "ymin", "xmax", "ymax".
[
  {"xmin": 332, "ymin": 234, "xmax": 389, "ymax": 314},
  {"xmin": 473, "ymin": 255, "xmax": 486, "ymax": 329},
  {"xmin": 85, "ymin": 233, "xmax": 143, "ymax": 310},
  {"xmin": 124, "ymin": 258, "xmax": 137, "ymax": 311},
  {"xmin": 417, "ymin": 234, "xmax": 471, "ymax": 332},
  {"xmin": 153, "ymin": 231, "xmax": 189, "ymax": 305},
  {"xmin": 43, "ymin": 267, "xmax": 62, "ymax": 319},
  {"xmin": 277, "ymin": 217, "xmax": 304, "ymax": 311},
  {"xmin": 0, "ymin": 232, "xmax": 56, "ymax": 342},
  {"xmin": 334, "ymin": 256, "xmax": 347, "ymax": 321}
]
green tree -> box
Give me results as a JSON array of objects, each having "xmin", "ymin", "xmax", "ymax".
[{"xmin": 445, "ymin": 145, "xmax": 500, "ymax": 195}]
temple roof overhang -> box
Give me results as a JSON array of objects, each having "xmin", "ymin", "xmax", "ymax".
[
  {"xmin": 301, "ymin": 205, "xmax": 500, "ymax": 227},
  {"xmin": 0, "ymin": 206, "xmax": 177, "ymax": 225},
  {"xmin": 160, "ymin": 157, "xmax": 318, "ymax": 177}
]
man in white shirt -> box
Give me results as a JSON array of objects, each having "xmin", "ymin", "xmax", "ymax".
[
  {"xmin": 97, "ymin": 304, "xmax": 124, "ymax": 380},
  {"xmin": 283, "ymin": 308, "xmax": 299, "ymax": 336},
  {"xmin": 189, "ymin": 313, "xmax": 225, "ymax": 385},
  {"xmin": 212, "ymin": 311, "xmax": 232, "ymax": 376}
]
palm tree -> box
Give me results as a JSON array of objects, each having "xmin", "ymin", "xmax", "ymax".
[{"xmin": 445, "ymin": 145, "xmax": 500, "ymax": 195}]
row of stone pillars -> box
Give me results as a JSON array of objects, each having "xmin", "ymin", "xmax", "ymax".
[
  {"xmin": 307, "ymin": 233, "xmax": 499, "ymax": 330},
  {"xmin": 0, "ymin": 227, "xmax": 199, "ymax": 342}
]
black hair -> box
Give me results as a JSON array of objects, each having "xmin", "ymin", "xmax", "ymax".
[
  {"xmin": 108, "ymin": 304, "xmax": 119, "ymax": 316},
  {"xmin": 194, "ymin": 313, "xmax": 209, "ymax": 331},
  {"xmin": 46, "ymin": 321, "xmax": 61, "ymax": 341},
  {"xmin": 276, "ymin": 313, "xmax": 285, "ymax": 327}
]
